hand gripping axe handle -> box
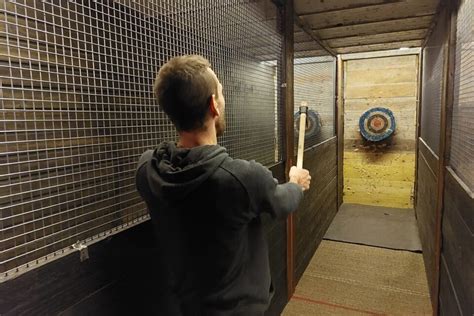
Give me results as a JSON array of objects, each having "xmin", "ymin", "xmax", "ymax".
[{"xmin": 296, "ymin": 105, "xmax": 308, "ymax": 169}]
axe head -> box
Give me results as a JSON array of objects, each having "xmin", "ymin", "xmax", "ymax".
[{"xmin": 299, "ymin": 106, "xmax": 309, "ymax": 128}]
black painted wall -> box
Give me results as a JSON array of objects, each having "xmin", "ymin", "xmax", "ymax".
[
  {"xmin": 0, "ymin": 164, "xmax": 289, "ymax": 316},
  {"xmin": 416, "ymin": 1, "xmax": 474, "ymax": 314},
  {"xmin": 438, "ymin": 169, "xmax": 473, "ymax": 316},
  {"xmin": 416, "ymin": 138, "xmax": 439, "ymax": 301},
  {"xmin": 294, "ymin": 137, "xmax": 338, "ymax": 283}
]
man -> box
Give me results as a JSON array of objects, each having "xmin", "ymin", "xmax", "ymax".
[{"xmin": 135, "ymin": 55, "xmax": 310, "ymax": 315}]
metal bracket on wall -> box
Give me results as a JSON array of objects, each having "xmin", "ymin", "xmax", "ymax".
[{"xmin": 73, "ymin": 242, "xmax": 89, "ymax": 262}]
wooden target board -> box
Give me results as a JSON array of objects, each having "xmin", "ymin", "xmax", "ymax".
[
  {"xmin": 294, "ymin": 109, "xmax": 322, "ymax": 139},
  {"xmin": 359, "ymin": 107, "xmax": 396, "ymax": 142}
]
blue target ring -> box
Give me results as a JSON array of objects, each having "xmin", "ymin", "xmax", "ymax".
[
  {"xmin": 295, "ymin": 109, "xmax": 321, "ymax": 139},
  {"xmin": 359, "ymin": 107, "xmax": 396, "ymax": 142}
]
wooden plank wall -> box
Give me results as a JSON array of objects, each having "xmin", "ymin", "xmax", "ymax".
[
  {"xmin": 439, "ymin": 169, "xmax": 474, "ymax": 316},
  {"xmin": 294, "ymin": 137, "xmax": 338, "ymax": 283},
  {"xmin": 343, "ymin": 55, "xmax": 418, "ymax": 208},
  {"xmin": 438, "ymin": 0, "xmax": 474, "ymax": 314},
  {"xmin": 416, "ymin": 138, "xmax": 439, "ymax": 301},
  {"xmin": 416, "ymin": 5, "xmax": 449, "ymax": 307},
  {"xmin": 0, "ymin": 163, "xmax": 290, "ymax": 316},
  {"xmin": 264, "ymin": 162, "xmax": 289, "ymax": 316}
]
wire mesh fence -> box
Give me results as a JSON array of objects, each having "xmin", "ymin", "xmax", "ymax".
[
  {"xmin": 0, "ymin": 0, "xmax": 283, "ymax": 277},
  {"xmin": 450, "ymin": 0, "xmax": 474, "ymax": 192},
  {"xmin": 294, "ymin": 56, "xmax": 336, "ymax": 149},
  {"xmin": 292, "ymin": 24, "xmax": 335, "ymax": 150},
  {"xmin": 420, "ymin": 9, "xmax": 447, "ymax": 155}
]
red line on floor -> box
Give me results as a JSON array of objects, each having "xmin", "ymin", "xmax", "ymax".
[{"xmin": 291, "ymin": 295, "xmax": 386, "ymax": 316}]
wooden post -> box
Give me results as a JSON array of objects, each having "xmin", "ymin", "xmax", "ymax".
[
  {"xmin": 413, "ymin": 50, "xmax": 424, "ymax": 210},
  {"xmin": 281, "ymin": 0, "xmax": 295, "ymax": 299},
  {"xmin": 336, "ymin": 56, "xmax": 344, "ymax": 208},
  {"xmin": 433, "ymin": 2, "xmax": 457, "ymax": 314}
]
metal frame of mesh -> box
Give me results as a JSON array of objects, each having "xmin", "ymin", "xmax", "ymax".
[{"xmin": 0, "ymin": 0, "xmax": 283, "ymax": 278}]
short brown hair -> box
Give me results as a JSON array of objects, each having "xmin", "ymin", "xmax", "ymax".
[{"xmin": 153, "ymin": 55, "xmax": 217, "ymax": 131}]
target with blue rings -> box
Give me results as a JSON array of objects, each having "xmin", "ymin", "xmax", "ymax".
[
  {"xmin": 294, "ymin": 109, "xmax": 321, "ymax": 139},
  {"xmin": 359, "ymin": 107, "xmax": 396, "ymax": 142}
]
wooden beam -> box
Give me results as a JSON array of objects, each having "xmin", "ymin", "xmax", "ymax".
[
  {"xmin": 281, "ymin": 0, "xmax": 296, "ymax": 299},
  {"xmin": 421, "ymin": 1, "xmax": 446, "ymax": 48},
  {"xmin": 433, "ymin": 2, "xmax": 457, "ymax": 314},
  {"xmin": 294, "ymin": 50, "xmax": 330, "ymax": 58},
  {"xmin": 293, "ymin": 14, "xmax": 336, "ymax": 57},
  {"xmin": 336, "ymin": 56, "xmax": 344, "ymax": 208},
  {"xmin": 312, "ymin": 15, "xmax": 434, "ymax": 40},
  {"xmin": 414, "ymin": 49, "xmax": 424, "ymax": 209},
  {"xmin": 302, "ymin": 1, "xmax": 438, "ymax": 30},
  {"xmin": 326, "ymin": 29, "xmax": 427, "ymax": 48},
  {"xmin": 341, "ymin": 48, "xmax": 421, "ymax": 60},
  {"xmin": 334, "ymin": 39, "xmax": 424, "ymax": 54},
  {"xmin": 297, "ymin": 0, "xmax": 403, "ymax": 16}
]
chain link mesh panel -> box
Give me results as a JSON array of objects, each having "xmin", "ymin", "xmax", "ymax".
[
  {"xmin": 420, "ymin": 10, "xmax": 447, "ymax": 155},
  {"xmin": 0, "ymin": 0, "xmax": 283, "ymax": 276},
  {"xmin": 450, "ymin": 0, "xmax": 474, "ymax": 191}
]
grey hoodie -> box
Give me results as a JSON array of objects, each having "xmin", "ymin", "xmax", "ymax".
[{"xmin": 135, "ymin": 142, "xmax": 303, "ymax": 315}]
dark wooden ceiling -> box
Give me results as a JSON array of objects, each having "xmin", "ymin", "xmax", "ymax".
[{"xmin": 293, "ymin": 0, "xmax": 440, "ymax": 56}]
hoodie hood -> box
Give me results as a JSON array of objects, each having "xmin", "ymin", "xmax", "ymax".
[{"xmin": 145, "ymin": 141, "xmax": 228, "ymax": 200}]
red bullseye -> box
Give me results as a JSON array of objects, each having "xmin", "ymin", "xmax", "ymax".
[
  {"xmin": 370, "ymin": 117, "xmax": 384, "ymax": 131},
  {"xmin": 359, "ymin": 107, "xmax": 396, "ymax": 142}
]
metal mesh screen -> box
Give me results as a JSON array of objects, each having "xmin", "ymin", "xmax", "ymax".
[
  {"xmin": 420, "ymin": 10, "xmax": 447, "ymax": 155},
  {"xmin": 0, "ymin": 0, "xmax": 283, "ymax": 277},
  {"xmin": 294, "ymin": 56, "xmax": 336, "ymax": 149},
  {"xmin": 450, "ymin": 0, "xmax": 474, "ymax": 191}
]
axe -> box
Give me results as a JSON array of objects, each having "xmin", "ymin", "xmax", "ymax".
[{"xmin": 296, "ymin": 103, "xmax": 308, "ymax": 169}]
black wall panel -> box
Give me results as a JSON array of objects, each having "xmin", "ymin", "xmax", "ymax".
[
  {"xmin": 437, "ymin": 0, "xmax": 474, "ymax": 314},
  {"xmin": 294, "ymin": 137, "xmax": 338, "ymax": 283},
  {"xmin": 416, "ymin": 139, "xmax": 439, "ymax": 300},
  {"xmin": 439, "ymin": 169, "xmax": 473, "ymax": 316},
  {"xmin": 0, "ymin": 163, "xmax": 290, "ymax": 316}
]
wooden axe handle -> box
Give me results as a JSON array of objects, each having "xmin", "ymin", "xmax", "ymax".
[{"xmin": 296, "ymin": 106, "xmax": 308, "ymax": 168}]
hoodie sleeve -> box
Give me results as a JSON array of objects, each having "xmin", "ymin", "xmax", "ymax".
[
  {"xmin": 239, "ymin": 161, "xmax": 303, "ymax": 219},
  {"xmin": 220, "ymin": 159, "xmax": 304, "ymax": 221},
  {"xmin": 254, "ymin": 162, "xmax": 304, "ymax": 219}
]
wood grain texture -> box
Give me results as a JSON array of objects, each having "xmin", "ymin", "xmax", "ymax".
[
  {"xmin": 294, "ymin": 0, "xmax": 401, "ymax": 15},
  {"xmin": 343, "ymin": 55, "xmax": 418, "ymax": 208},
  {"xmin": 439, "ymin": 256, "xmax": 463, "ymax": 316},
  {"xmin": 294, "ymin": 137, "xmax": 338, "ymax": 285},
  {"xmin": 0, "ymin": 163, "xmax": 291, "ymax": 316},
  {"xmin": 415, "ymin": 149, "xmax": 438, "ymax": 300},
  {"xmin": 300, "ymin": 0, "xmax": 437, "ymax": 30},
  {"xmin": 327, "ymin": 29, "xmax": 427, "ymax": 48},
  {"xmin": 335, "ymin": 40, "xmax": 424, "ymax": 54},
  {"xmin": 439, "ymin": 167, "xmax": 474, "ymax": 316},
  {"xmin": 315, "ymin": 16, "xmax": 434, "ymax": 40},
  {"xmin": 343, "ymin": 152, "xmax": 415, "ymax": 208},
  {"xmin": 0, "ymin": 221, "xmax": 159, "ymax": 315}
]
